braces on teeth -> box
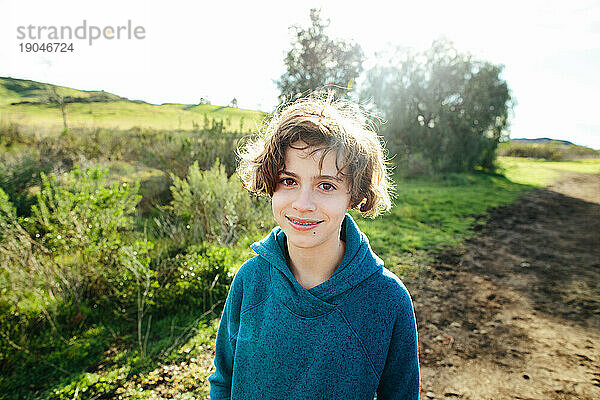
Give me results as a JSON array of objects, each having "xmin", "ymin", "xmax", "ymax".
[{"xmin": 289, "ymin": 218, "xmax": 319, "ymax": 225}]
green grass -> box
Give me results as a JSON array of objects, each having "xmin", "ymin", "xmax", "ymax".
[
  {"xmin": 1, "ymin": 310, "xmax": 220, "ymax": 400},
  {"xmin": 497, "ymin": 157, "xmax": 600, "ymax": 186},
  {"xmin": 1, "ymin": 101, "xmax": 265, "ymax": 132},
  {"xmin": 0, "ymin": 77, "xmax": 266, "ymax": 133}
]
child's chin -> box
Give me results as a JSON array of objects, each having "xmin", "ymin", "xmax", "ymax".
[{"xmin": 286, "ymin": 235, "xmax": 322, "ymax": 248}]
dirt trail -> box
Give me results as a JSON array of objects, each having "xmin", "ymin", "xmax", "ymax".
[{"xmin": 410, "ymin": 172, "xmax": 600, "ymax": 399}]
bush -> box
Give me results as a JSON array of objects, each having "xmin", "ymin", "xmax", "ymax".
[
  {"xmin": 45, "ymin": 369, "xmax": 126, "ymax": 400},
  {"xmin": 137, "ymin": 171, "xmax": 173, "ymax": 216},
  {"xmin": 156, "ymin": 244, "xmax": 234, "ymax": 314},
  {"xmin": 134, "ymin": 128, "xmax": 243, "ymax": 179},
  {"xmin": 169, "ymin": 159, "xmax": 271, "ymax": 245},
  {"xmin": 0, "ymin": 151, "xmax": 52, "ymax": 217},
  {"xmin": 499, "ymin": 142, "xmax": 563, "ymax": 160},
  {"xmin": 0, "ymin": 187, "xmax": 17, "ymax": 237},
  {"xmin": 0, "ymin": 166, "xmax": 161, "ymax": 386},
  {"xmin": 0, "ymin": 165, "xmax": 158, "ymax": 324},
  {"xmin": 0, "ymin": 187, "xmax": 47, "ymax": 316},
  {"xmin": 37, "ymin": 129, "xmax": 90, "ymax": 174},
  {"xmin": 0, "ymin": 122, "xmax": 27, "ymax": 147}
]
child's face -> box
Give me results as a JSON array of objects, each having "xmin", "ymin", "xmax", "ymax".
[{"xmin": 272, "ymin": 141, "xmax": 351, "ymax": 254}]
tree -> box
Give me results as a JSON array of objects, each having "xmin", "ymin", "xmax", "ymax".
[
  {"xmin": 46, "ymin": 86, "xmax": 69, "ymax": 131},
  {"xmin": 276, "ymin": 8, "xmax": 364, "ymax": 102},
  {"xmin": 361, "ymin": 39, "xmax": 512, "ymax": 173}
]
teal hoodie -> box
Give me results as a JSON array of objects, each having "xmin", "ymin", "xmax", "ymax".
[{"xmin": 209, "ymin": 214, "xmax": 419, "ymax": 399}]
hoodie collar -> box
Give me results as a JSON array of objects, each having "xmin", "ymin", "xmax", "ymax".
[{"xmin": 250, "ymin": 213, "xmax": 383, "ymax": 317}]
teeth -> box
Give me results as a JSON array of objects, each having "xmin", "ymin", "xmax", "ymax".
[{"xmin": 288, "ymin": 217, "xmax": 320, "ymax": 225}]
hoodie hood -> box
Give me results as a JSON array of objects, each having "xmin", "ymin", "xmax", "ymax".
[{"xmin": 250, "ymin": 213, "xmax": 383, "ymax": 317}]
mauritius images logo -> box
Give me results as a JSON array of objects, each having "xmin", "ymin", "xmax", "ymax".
[{"xmin": 16, "ymin": 20, "xmax": 146, "ymax": 46}]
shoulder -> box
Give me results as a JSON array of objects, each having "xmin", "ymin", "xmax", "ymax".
[
  {"xmin": 227, "ymin": 255, "xmax": 271, "ymax": 313},
  {"xmin": 232, "ymin": 255, "xmax": 270, "ymax": 287},
  {"xmin": 367, "ymin": 267, "xmax": 416, "ymax": 318}
]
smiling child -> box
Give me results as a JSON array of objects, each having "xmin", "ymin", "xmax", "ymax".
[{"xmin": 208, "ymin": 92, "xmax": 420, "ymax": 399}]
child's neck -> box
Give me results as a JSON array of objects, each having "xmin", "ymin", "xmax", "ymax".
[{"xmin": 286, "ymin": 237, "xmax": 346, "ymax": 290}]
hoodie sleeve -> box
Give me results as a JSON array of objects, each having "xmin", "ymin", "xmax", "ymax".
[
  {"xmin": 376, "ymin": 287, "xmax": 420, "ymax": 400},
  {"xmin": 208, "ymin": 270, "xmax": 244, "ymax": 399}
]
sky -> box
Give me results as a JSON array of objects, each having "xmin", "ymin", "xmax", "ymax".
[{"xmin": 2, "ymin": 0, "xmax": 599, "ymax": 149}]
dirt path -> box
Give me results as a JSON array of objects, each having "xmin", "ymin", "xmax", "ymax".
[{"xmin": 410, "ymin": 173, "xmax": 600, "ymax": 399}]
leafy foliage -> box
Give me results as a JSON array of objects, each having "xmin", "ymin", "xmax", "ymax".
[
  {"xmin": 276, "ymin": 8, "xmax": 364, "ymax": 102},
  {"xmin": 362, "ymin": 39, "xmax": 512, "ymax": 173},
  {"xmin": 0, "ymin": 121, "xmax": 28, "ymax": 147},
  {"xmin": 0, "ymin": 167, "xmax": 159, "ymax": 397},
  {"xmin": 157, "ymin": 244, "xmax": 234, "ymax": 314},
  {"xmin": 0, "ymin": 150, "xmax": 51, "ymax": 217},
  {"xmin": 169, "ymin": 159, "xmax": 271, "ymax": 245},
  {"xmin": 23, "ymin": 166, "xmax": 144, "ymax": 305}
]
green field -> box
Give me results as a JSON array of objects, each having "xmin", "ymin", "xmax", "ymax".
[
  {"xmin": 0, "ymin": 77, "xmax": 266, "ymax": 133},
  {"xmin": 2, "ymin": 101, "xmax": 266, "ymax": 132},
  {"xmin": 497, "ymin": 157, "xmax": 600, "ymax": 186}
]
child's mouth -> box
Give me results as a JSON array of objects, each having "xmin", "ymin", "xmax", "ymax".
[{"xmin": 286, "ymin": 216, "xmax": 323, "ymax": 230}]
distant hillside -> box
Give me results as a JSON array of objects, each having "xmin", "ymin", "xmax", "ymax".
[
  {"xmin": 510, "ymin": 137, "xmax": 575, "ymax": 146},
  {"xmin": 0, "ymin": 77, "xmax": 266, "ymax": 132},
  {"xmin": 0, "ymin": 77, "xmax": 128, "ymax": 106},
  {"xmin": 500, "ymin": 138, "xmax": 599, "ymax": 160}
]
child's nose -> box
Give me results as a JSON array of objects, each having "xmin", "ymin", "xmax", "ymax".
[{"xmin": 292, "ymin": 187, "xmax": 316, "ymax": 212}]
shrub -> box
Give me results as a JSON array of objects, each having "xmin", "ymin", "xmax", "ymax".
[
  {"xmin": 38, "ymin": 132, "xmax": 89, "ymax": 174},
  {"xmin": 157, "ymin": 244, "xmax": 234, "ymax": 314},
  {"xmin": 0, "ymin": 122, "xmax": 27, "ymax": 147},
  {"xmin": 0, "ymin": 151, "xmax": 52, "ymax": 217},
  {"xmin": 169, "ymin": 159, "xmax": 270, "ymax": 245},
  {"xmin": 0, "ymin": 166, "xmax": 161, "ymax": 376},
  {"xmin": 135, "ymin": 128, "xmax": 243, "ymax": 179},
  {"xmin": 0, "ymin": 187, "xmax": 46, "ymax": 314},
  {"xmin": 21, "ymin": 165, "xmax": 148, "ymax": 309},
  {"xmin": 137, "ymin": 171, "xmax": 172, "ymax": 216},
  {"xmin": 0, "ymin": 187, "xmax": 16, "ymax": 237}
]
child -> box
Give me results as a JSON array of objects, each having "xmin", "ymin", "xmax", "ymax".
[{"xmin": 208, "ymin": 93, "xmax": 420, "ymax": 399}]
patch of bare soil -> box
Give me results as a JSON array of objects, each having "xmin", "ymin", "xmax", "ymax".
[{"xmin": 409, "ymin": 172, "xmax": 600, "ymax": 399}]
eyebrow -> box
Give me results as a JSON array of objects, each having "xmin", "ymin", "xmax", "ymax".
[{"xmin": 280, "ymin": 170, "xmax": 344, "ymax": 182}]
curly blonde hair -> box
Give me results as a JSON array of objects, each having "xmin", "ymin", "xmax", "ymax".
[{"xmin": 236, "ymin": 92, "xmax": 393, "ymax": 217}]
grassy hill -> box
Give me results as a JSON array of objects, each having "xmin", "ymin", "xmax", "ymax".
[
  {"xmin": 0, "ymin": 77, "xmax": 266, "ymax": 132},
  {"xmin": 0, "ymin": 77, "xmax": 126, "ymax": 106},
  {"xmin": 510, "ymin": 137, "xmax": 575, "ymax": 146},
  {"xmin": 499, "ymin": 138, "xmax": 599, "ymax": 160}
]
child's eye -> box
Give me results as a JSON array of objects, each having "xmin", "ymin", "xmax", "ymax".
[
  {"xmin": 319, "ymin": 182, "xmax": 336, "ymax": 191},
  {"xmin": 280, "ymin": 178, "xmax": 296, "ymax": 186}
]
